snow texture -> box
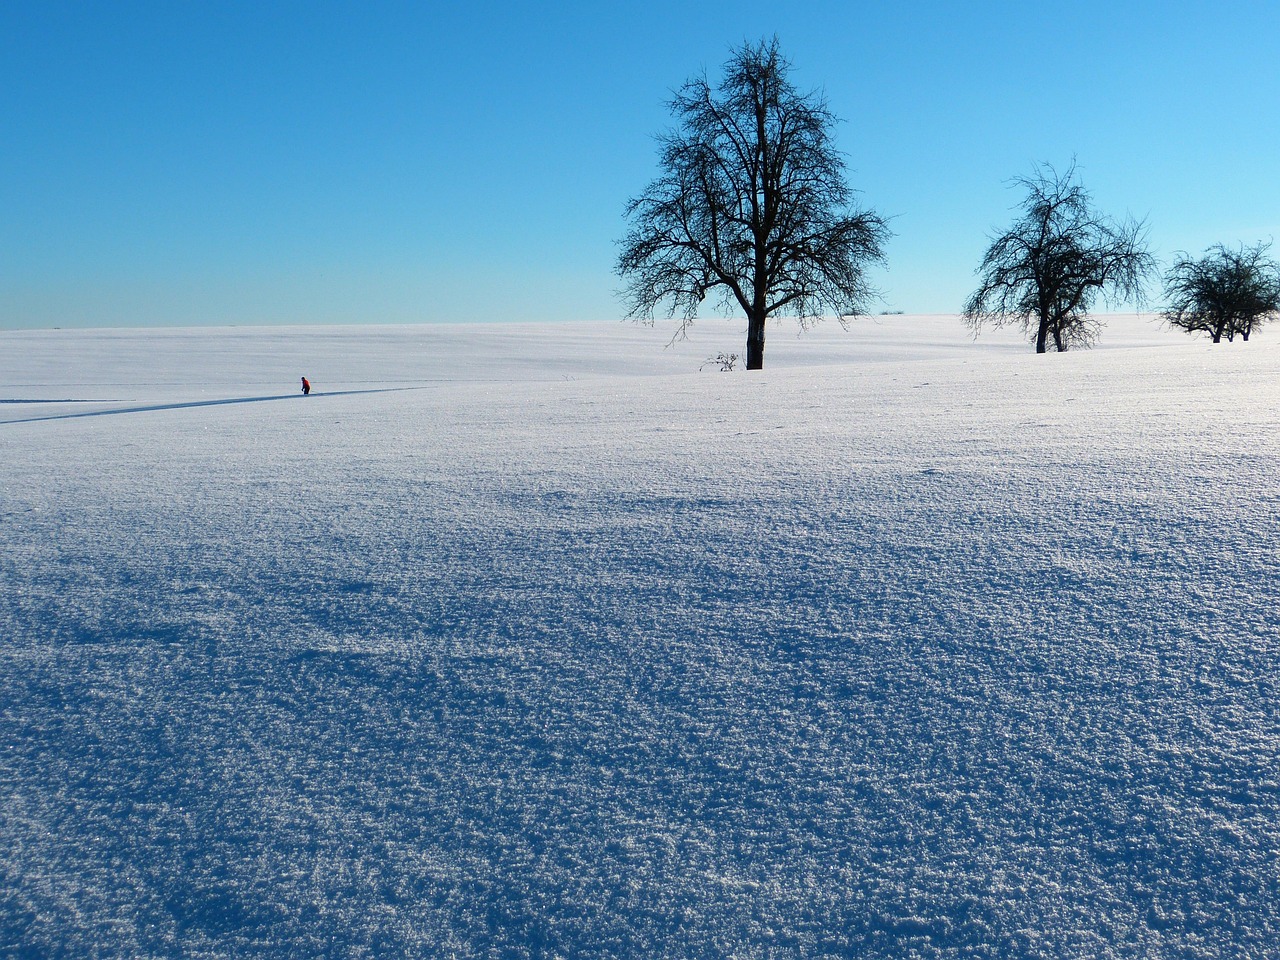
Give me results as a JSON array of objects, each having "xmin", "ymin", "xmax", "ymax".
[{"xmin": 2, "ymin": 315, "xmax": 1278, "ymax": 958}]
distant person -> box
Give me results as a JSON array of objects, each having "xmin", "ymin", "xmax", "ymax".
[{"xmin": 301, "ymin": 377, "xmax": 311, "ymax": 395}]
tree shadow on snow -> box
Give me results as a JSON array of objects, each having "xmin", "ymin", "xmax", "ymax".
[{"xmin": 0, "ymin": 387, "xmax": 420, "ymax": 425}]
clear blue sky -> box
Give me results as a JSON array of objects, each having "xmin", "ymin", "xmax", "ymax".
[{"xmin": 2, "ymin": 0, "xmax": 1277, "ymax": 328}]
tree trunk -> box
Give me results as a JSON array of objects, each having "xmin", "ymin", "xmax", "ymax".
[
  {"xmin": 1034, "ymin": 318, "xmax": 1049, "ymax": 354},
  {"xmin": 746, "ymin": 311, "xmax": 766, "ymax": 370}
]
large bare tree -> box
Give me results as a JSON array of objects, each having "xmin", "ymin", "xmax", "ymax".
[
  {"xmin": 964, "ymin": 163, "xmax": 1154, "ymax": 353},
  {"xmin": 1162, "ymin": 242, "xmax": 1280, "ymax": 343},
  {"xmin": 617, "ymin": 38, "xmax": 889, "ymax": 370}
]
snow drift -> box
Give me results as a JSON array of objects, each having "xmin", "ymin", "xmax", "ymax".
[{"xmin": 2, "ymin": 315, "xmax": 1277, "ymax": 958}]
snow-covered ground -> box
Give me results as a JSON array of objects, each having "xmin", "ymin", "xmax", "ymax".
[{"xmin": 2, "ymin": 314, "xmax": 1278, "ymax": 958}]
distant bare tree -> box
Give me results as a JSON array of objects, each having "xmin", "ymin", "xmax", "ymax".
[
  {"xmin": 1162, "ymin": 242, "xmax": 1280, "ymax": 343},
  {"xmin": 617, "ymin": 37, "xmax": 889, "ymax": 370},
  {"xmin": 964, "ymin": 163, "xmax": 1155, "ymax": 353}
]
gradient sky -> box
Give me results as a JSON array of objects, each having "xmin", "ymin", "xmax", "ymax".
[{"xmin": 2, "ymin": 0, "xmax": 1278, "ymax": 329}]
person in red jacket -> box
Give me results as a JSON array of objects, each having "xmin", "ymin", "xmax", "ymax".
[{"xmin": 301, "ymin": 377, "xmax": 311, "ymax": 395}]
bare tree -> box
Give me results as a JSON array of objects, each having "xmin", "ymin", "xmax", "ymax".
[
  {"xmin": 964, "ymin": 163, "xmax": 1155, "ymax": 353},
  {"xmin": 617, "ymin": 38, "xmax": 889, "ymax": 370},
  {"xmin": 1162, "ymin": 242, "xmax": 1280, "ymax": 343}
]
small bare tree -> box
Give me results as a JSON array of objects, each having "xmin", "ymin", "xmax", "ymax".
[
  {"xmin": 1162, "ymin": 242, "xmax": 1280, "ymax": 343},
  {"xmin": 617, "ymin": 38, "xmax": 889, "ymax": 370},
  {"xmin": 964, "ymin": 163, "xmax": 1154, "ymax": 353}
]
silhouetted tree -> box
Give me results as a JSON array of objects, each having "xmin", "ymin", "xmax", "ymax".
[
  {"xmin": 1162, "ymin": 242, "xmax": 1280, "ymax": 343},
  {"xmin": 617, "ymin": 37, "xmax": 889, "ymax": 370},
  {"xmin": 964, "ymin": 163, "xmax": 1154, "ymax": 353}
]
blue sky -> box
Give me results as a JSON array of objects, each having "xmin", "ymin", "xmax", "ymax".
[{"xmin": 2, "ymin": 1, "xmax": 1277, "ymax": 328}]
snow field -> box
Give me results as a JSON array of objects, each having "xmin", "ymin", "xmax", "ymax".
[{"xmin": 1, "ymin": 316, "xmax": 1278, "ymax": 957}]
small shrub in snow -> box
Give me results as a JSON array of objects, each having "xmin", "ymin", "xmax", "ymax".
[{"xmin": 700, "ymin": 353, "xmax": 739, "ymax": 372}]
